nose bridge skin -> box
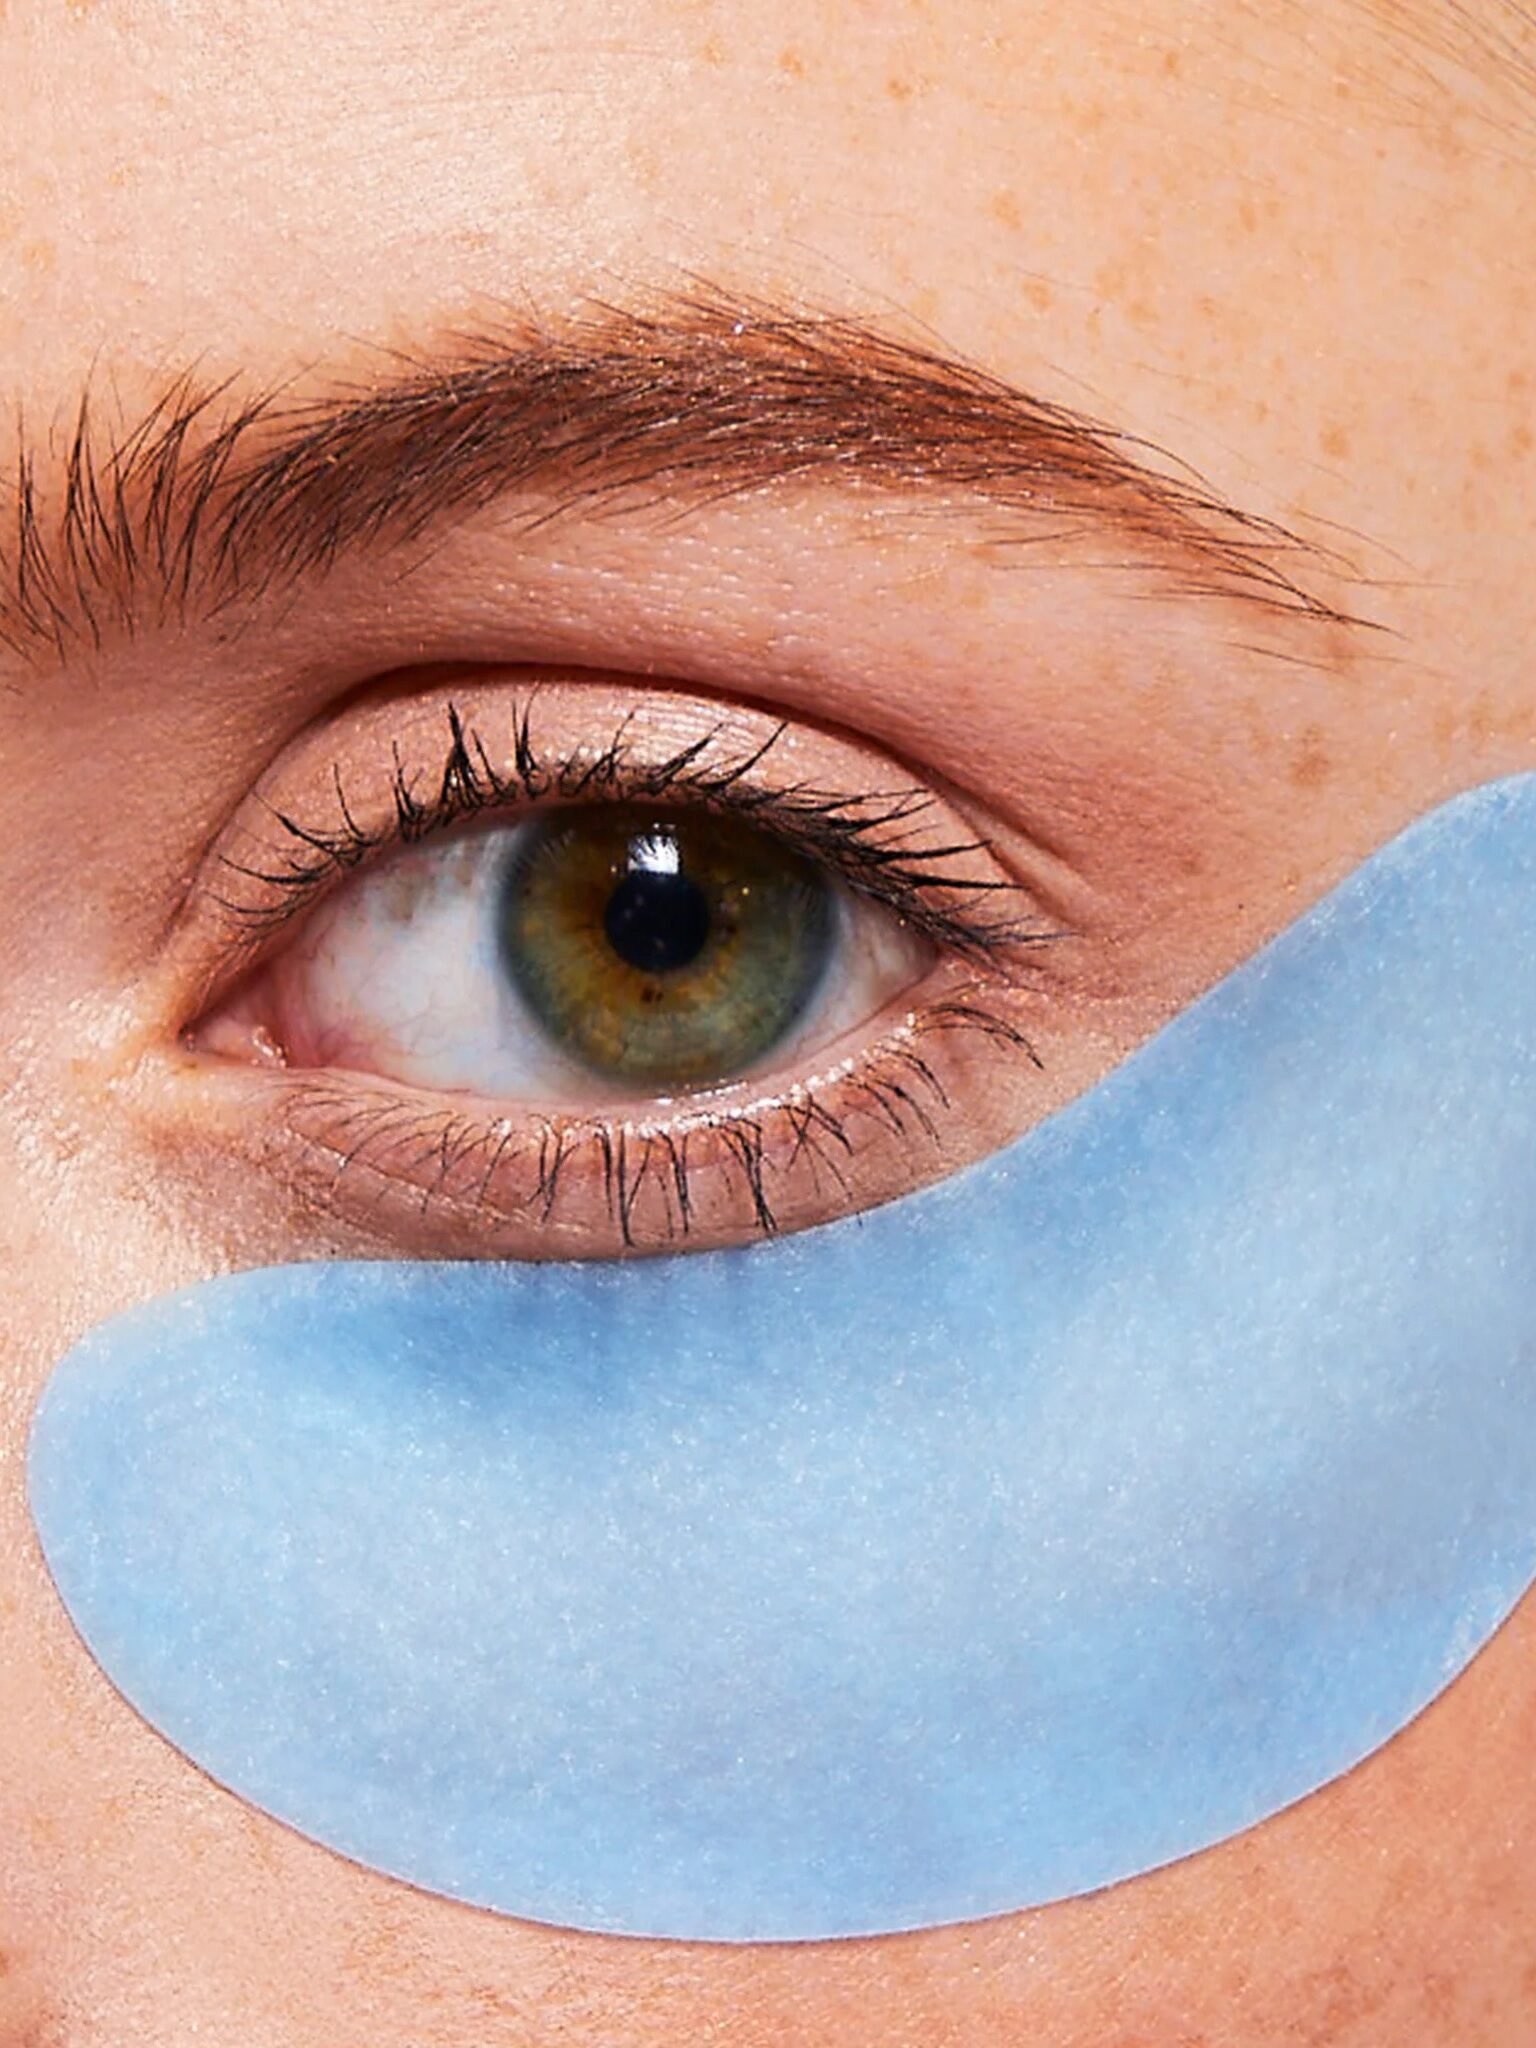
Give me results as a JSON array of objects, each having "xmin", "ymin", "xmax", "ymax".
[{"xmin": 27, "ymin": 775, "xmax": 1536, "ymax": 1942}]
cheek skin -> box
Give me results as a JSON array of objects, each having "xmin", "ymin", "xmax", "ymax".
[{"xmin": 4, "ymin": 1488, "xmax": 1536, "ymax": 2048}]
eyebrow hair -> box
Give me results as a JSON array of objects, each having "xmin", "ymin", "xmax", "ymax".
[
  {"xmin": 0, "ymin": 292, "xmax": 1358, "ymax": 665},
  {"xmin": 1262, "ymin": 0, "xmax": 1536, "ymax": 137},
  {"xmin": 1352, "ymin": 0, "xmax": 1536, "ymax": 108}
]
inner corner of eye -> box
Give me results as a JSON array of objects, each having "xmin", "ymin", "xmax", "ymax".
[
  {"xmin": 190, "ymin": 800, "xmax": 939, "ymax": 1102},
  {"xmin": 187, "ymin": 992, "xmax": 289, "ymax": 1071}
]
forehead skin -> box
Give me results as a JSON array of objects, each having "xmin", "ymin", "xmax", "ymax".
[{"xmin": 1, "ymin": 2, "xmax": 1535, "ymax": 2044}]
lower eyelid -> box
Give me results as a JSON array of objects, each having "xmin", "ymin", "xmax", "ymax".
[{"xmin": 170, "ymin": 966, "xmax": 1054, "ymax": 1261}]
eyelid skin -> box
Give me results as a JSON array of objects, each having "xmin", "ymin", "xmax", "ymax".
[{"xmin": 31, "ymin": 773, "xmax": 1536, "ymax": 1941}]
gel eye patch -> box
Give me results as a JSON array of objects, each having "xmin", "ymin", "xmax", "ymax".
[{"xmin": 28, "ymin": 775, "xmax": 1536, "ymax": 1941}]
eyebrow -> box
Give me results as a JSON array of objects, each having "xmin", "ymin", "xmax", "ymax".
[{"xmin": 0, "ymin": 292, "xmax": 1358, "ymax": 664}]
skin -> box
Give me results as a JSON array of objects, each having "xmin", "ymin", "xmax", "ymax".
[{"xmin": 1, "ymin": 0, "xmax": 1534, "ymax": 2041}]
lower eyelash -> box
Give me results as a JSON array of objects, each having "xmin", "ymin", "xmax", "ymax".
[{"xmin": 278, "ymin": 996, "xmax": 1039, "ymax": 1252}]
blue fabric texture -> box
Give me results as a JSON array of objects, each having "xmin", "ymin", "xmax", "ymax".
[{"xmin": 27, "ymin": 775, "xmax": 1536, "ymax": 1939}]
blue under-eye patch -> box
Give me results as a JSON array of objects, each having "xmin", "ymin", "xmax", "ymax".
[{"xmin": 28, "ymin": 774, "xmax": 1536, "ymax": 1940}]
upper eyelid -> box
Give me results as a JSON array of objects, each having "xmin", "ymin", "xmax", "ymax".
[
  {"xmin": 246, "ymin": 705, "xmax": 1032, "ymax": 946},
  {"xmin": 171, "ymin": 679, "xmax": 1065, "ymax": 1022}
]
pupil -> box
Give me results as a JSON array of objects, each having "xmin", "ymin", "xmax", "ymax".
[{"xmin": 603, "ymin": 860, "xmax": 713, "ymax": 974}]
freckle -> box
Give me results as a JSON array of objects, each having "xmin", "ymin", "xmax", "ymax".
[
  {"xmin": 699, "ymin": 34, "xmax": 725, "ymax": 66},
  {"xmin": 21, "ymin": 239, "xmax": 56, "ymax": 276},
  {"xmin": 1465, "ymin": 689, "xmax": 1499, "ymax": 744},
  {"xmin": 1428, "ymin": 116, "xmax": 1467, "ymax": 168},
  {"xmin": 1511, "ymin": 423, "xmax": 1533, "ymax": 459},
  {"xmin": 886, "ymin": 75, "xmax": 914, "ymax": 102},
  {"xmin": 1289, "ymin": 727, "xmax": 1332, "ymax": 791},
  {"xmin": 1022, "ymin": 278, "xmax": 1054, "ymax": 312},
  {"xmin": 777, "ymin": 46, "xmax": 806, "ymax": 78},
  {"xmin": 1162, "ymin": 47, "xmax": 1182, "ymax": 77},
  {"xmin": 624, "ymin": 139, "xmax": 662, "ymax": 193},
  {"xmin": 1237, "ymin": 196, "xmax": 1259, "ymax": 235},
  {"xmin": 990, "ymin": 189, "xmax": 1022, "ymax": 231},
  {"xmin": 1320, "ymin": 422, "xmax": 1350, "ymax": 461}
]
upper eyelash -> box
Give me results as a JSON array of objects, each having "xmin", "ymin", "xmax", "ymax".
[{"xmin": 216, "ymin": 700, "xmax": 1056, "ymax": 964}]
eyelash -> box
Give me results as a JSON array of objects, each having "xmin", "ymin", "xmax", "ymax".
[
  {"xmin": 219, "ymin": 701, "xmax": 1035, "ymax": 964},
  {"xmin": 281, "ymin": 993, "xmax": 1039, "ymax": 1249},
  {"xmin": 195, "ymin": 696, "xmax": 1057, "ymax": 1252}
]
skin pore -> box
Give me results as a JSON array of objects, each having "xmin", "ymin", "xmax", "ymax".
[{"xmin": 1, "ymin": 0, "xmax": 1535, "ymax": 2042}]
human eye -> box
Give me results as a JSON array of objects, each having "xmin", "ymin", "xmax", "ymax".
[{"xmin": 173, "ymin": 672, "xmax": 1060, "ymax": 1258}]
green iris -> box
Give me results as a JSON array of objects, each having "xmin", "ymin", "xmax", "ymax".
[{"xmin": 497, "ymin": 805, "xmax": 835, "ymax": 1086}]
